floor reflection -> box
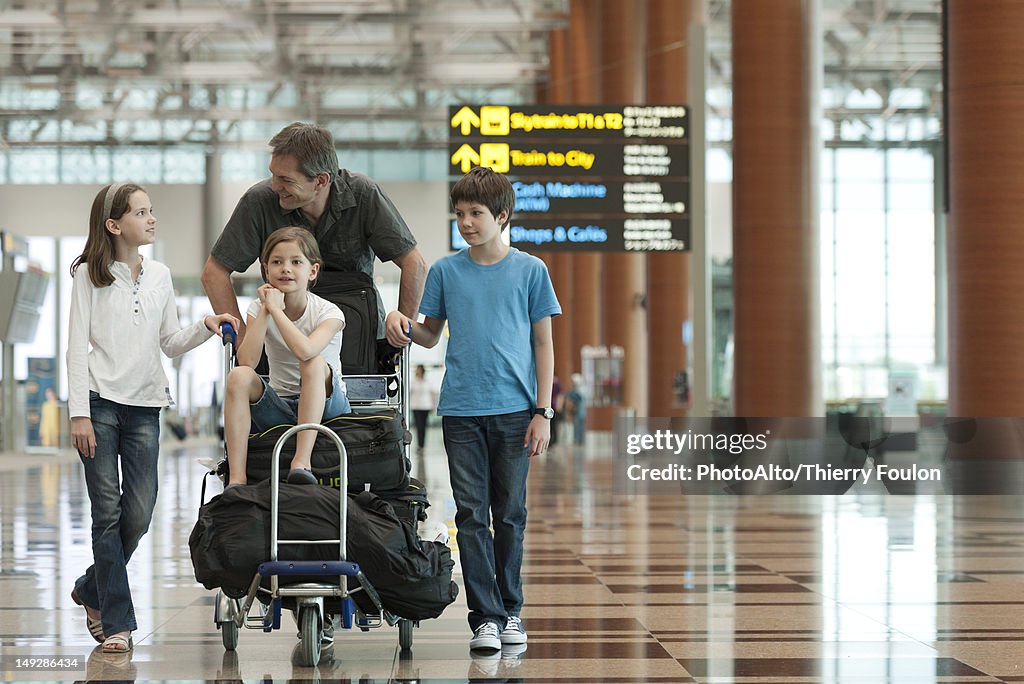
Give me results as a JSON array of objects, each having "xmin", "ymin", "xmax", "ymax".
[{"xmin": 0, "ymin": 435, "xmax": 1020, "ymax": 681}]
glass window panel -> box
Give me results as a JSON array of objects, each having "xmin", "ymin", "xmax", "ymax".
[
  {"xmin": 222, "ymin": 150, "xmax": 270, "ymax": 182},
  {"xmin": 111, "ymin": 148, "xmax": 163, "ymax": 183},
  {"xmin": 834, "ymin": 212, "xmax": 886, "ymax": 366},
  {"xmin": 338, "ymin": 149, "xmax": 371, "ymax": 176},
  {"xmin": 61, "ymin": 120, "xmax": 107, "ymax": 142},
  {"xmin": 836, "ymin": 182, "xmax": 883, "ymax": 210},
  {"xmin": 331, "ymin": 121, "xmax": 371, "ymax": 139},
  {"xmin": 8, "ymin": 149, "xmax": 59, "ymax": 183},
  {"xmin": 889, "ymin": 88, "xmax": 926, "ymax": 108},
  {"xmin": 29, "ymin": 120, "xmax": 59, "ymax": 142},
  {"xmin": 60, "ymin": 149, "xmax": 112, "ymax": 183},
  {"xmin": 366, "ymin": 121, "xmax": 418, "ymax": 140},
  {"xmin": 162, "ymin": 149, "xmax": 205, "ymax": 183},
  {"xmin": 821, "ymin": 148, "xmax": 834, "ymax": 182},
  {"xmin": 707, "ymin": 147, "xmax": 732, "ymax": 183},
  {"xmin": 888, "ymin": 182, "xmax": 933, "ymax": 211},
  {"xmin": 322, "ymin": 89, "xmax": 373, "ymax": 107},
  {"xmin": 422, "ymin": 149, "xmax": 447, "ymax": 180},
  {"xmin": 132, "ymin": 120, "xmax": 162, "ymax": 141},
  {"xmin": 888, "ymin": 148, "xmax": 934, "ymax": 182},
  {"xmin": 885, "ymin": 120, "xmax": 907, "ymax": 142},
  {"xmin": 122, "ymin": 88, "xmax": 158, "ymax": 110},
  {"xmin": 820, "ymin": 211, "xmax": 835, "ymax": 366},
  {"xmin": 845, "ymin": 89, "xmax": 883, "ymax": 108},
  {"xmin": 162, "ymin": 120, "xmax": 195, "ymax": 140},
  {"xmin": 836, "ymin": 148, "xmax": 883, "ymax": 181},
  {"xmin": 369, "ymin": 150, "xmax": 422, "ymax": 181},
  {"xmin": 0, "ymin": 151, "xmax": 6, "ymax": 183},
  {"xmin": 189, "ymin": 86, "xmax": 211, "ymax": 109},
  {"xmin": 821, "ymin": 119, "xmax": 835, "ymax": 141},
  {"xmin": 887, "ymin": 211, "xmax": 935, "ymax": 366},
  {"xmin": 75, "ymin": 85, "xmax": 104, "ymax": 109}
]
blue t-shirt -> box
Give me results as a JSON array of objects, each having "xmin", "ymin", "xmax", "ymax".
[{"xmin": 419, "ymin": 248, "xmax": 561, "ymax": 417}]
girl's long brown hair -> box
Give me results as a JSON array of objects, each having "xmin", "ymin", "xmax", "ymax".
[{"xmin": 70, "ymin": 183, "xmax": 145, "ymax": 287}]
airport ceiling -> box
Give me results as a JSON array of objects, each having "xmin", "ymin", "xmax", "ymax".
[{"xmin": 0, "ymin": 0, "xmax": 941, "ymax": 150}]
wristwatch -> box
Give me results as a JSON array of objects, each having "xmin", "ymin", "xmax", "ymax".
[{"xmin": 534, "ymin": 407, "xmax": 555, "ymax": 419}]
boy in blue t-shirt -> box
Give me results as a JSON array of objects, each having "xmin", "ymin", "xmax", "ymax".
[{"xmin": 386, "ymin": 166, "xmax": 561, "ymax": 652}]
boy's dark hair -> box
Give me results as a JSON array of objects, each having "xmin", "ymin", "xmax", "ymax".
[
  {"xmin": 269, "ymin": 122, "xmax": 339, "ymax": 181},
  {"xmin": 450, "ymin": 166, "xmax": 515, "ymax": 229}
]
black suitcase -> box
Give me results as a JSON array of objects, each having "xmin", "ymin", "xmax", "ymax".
[{"xmin": 228, "ymin": 409, "xmax": 411, "ymax": 491}]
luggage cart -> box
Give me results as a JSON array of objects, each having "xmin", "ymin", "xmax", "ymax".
[{"xmin": 209, "ymin": 323, "xmax": 416, "ymax": 661}]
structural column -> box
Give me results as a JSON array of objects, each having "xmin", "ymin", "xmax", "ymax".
[
  {"xmin": 545, "ymin": 26, "xmax": 576, "ymax": 386},
  {"xmin": 203, "ymin": 152, "xmax": 223, "ymax": 271},
  {"xmin": 599, "ymin": 0, "xmax": 648, "ymax": 417},
  {"xmin": 731, "ymin": 0, "xmax": 821, "ymax": 416},
  {"xmin": 647, "ymin": 0, "xmax": 692, "ymax": 416},
  {"xmin": 569, "ymin": 0, "xmax": 602, "ymax": 362},
  {"xmin": 947, "ymin": 1, "xmax": 1024, "ymax": 417}
]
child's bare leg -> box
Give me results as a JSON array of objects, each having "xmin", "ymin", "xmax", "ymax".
[
  {"xmin": 291, "ymin": 356, "xmax": 330, "ymax": 471},
  {"xmin": 224, "ymin": 366, "xmax": 264, "ymax": 485}
]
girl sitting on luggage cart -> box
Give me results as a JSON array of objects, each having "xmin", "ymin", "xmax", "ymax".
[{"xmin": 223, "ymin": 226, "xmax": 351, "ymax": 487}]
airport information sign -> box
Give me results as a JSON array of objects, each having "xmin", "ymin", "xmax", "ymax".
[{"xmin": 448, "ymin": 104, "xmax": 689, "ymax": 252}]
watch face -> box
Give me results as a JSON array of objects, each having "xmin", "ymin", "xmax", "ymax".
[{"xmin": 537, "ymin": 407, "xmax": 555, "ymax": 419}]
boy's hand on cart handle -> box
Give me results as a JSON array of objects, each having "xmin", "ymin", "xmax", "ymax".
[
  {"xmin": 71, "ymin": 416, "xmax": 97, "ymax": 459},
  {"xmin": 204, "ymin": 313, "xmax": 241, "ymax": 336},
  {"xmin": 385, "ymin": 310, "xmax": 413, "ymax": 347}
]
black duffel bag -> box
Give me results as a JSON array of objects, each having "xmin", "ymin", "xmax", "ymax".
[
  {"xmin": 237, "ymin": 409, "xmax": 411, "ymax": 492},
  {"xmin": 188, "ymin": 481, "xmax": 459, "ymax": 620}
]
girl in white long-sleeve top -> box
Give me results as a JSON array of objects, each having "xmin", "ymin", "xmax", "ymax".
[{"xmin": 66, "ymin": 183, "xmax": 238, "ymax": 655}]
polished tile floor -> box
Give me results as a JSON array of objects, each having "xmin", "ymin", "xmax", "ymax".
[{"xmin": 0, "ymin": 430, "xmax": 1023, "ymax": 683}]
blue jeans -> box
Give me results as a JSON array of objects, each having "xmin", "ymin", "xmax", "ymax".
[
  {"xmin": 249, "ymin": 373, "xmax": 350, "ymax": 432},
  {"xmin": 442, "ymin": 410, "xmax": 532, "ymax": 631},
  {"xmin": 74, "ymin": 392, "xmax": 161, "ymax": 636}
]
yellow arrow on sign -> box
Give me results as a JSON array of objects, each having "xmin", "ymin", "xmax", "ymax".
[
  {"xmin": 451, "ymin": 144, "xmax": 481, "ymax": 172},
  {"xmin": 451, "ymin": 106, "xmax": 481, "ymax": 135}
]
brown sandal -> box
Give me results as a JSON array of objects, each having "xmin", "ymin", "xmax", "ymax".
[{"xmin": 71, "ymin": 589, "xmax": 105, "ymax": 643}]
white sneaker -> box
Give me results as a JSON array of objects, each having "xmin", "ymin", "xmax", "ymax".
[
  {"xmin": 469, "ymin": 621, "xmax": 501, "ymax": 651},
  {"xmin": 500, "ymin": 615, "xmax": 527, "ymax": 644}
]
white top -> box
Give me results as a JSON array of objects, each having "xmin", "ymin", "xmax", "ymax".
[
  {"xmin": 410, "ymin": 375, "xmax": 438, "ymax": 411},
  {"xmin": 67, "ymin": 258, "xmax": 214, "ymax": 418},
  {"xmin": 247, "ymin": 292, "xmax": 345, "ymax": 397}
]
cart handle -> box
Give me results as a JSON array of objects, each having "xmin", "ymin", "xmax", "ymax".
[
  {"xmin": 269, "ymin": 423, "xmax": 349, "ymax": 565},
  {"xmin": 220, "ymin": 322, "xmax": 237, "ymax": 351}
]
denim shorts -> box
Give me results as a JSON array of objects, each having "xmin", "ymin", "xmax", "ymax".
[{"xmin": 249, "ymin": 369, "xmax": 350, "ymax": 432}]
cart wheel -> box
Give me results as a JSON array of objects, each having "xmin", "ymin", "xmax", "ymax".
[
  {"xmin": 297, "ymin": 605, "xmax": 322, "ymax": 667},
  {"xmin": 220, "ymin": 620, "xmax": 239, "ymax": 651},
  {"xmin": 398, "ymin": 619, "xmax": 414, "ymax": 650}
]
